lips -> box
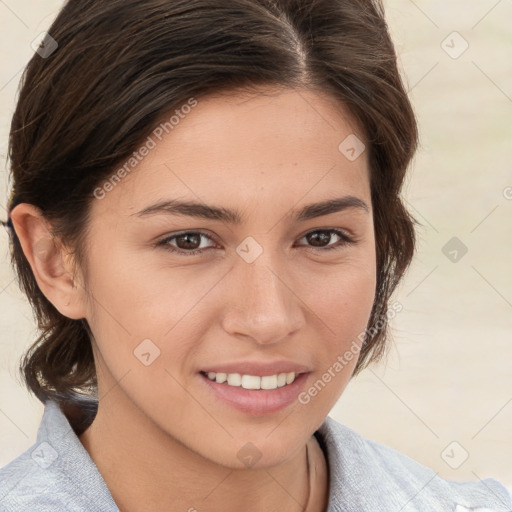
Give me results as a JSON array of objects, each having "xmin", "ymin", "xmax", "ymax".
[
  {"xmin": 197, "ymin": 360, "xmax": 311, "ymax": 414},
  {"xmin": 199, "ymin": 371, "xmax": 310, "ymax": 415}
]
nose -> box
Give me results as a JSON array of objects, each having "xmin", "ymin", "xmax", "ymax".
[{"xmin": 221, "ymin": 250, "xmax": 305, "ymax": 345}]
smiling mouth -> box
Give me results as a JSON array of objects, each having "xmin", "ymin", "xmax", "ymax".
[{"xmin": 200, "ymin": 371, "xmax": 298, "ymax": 390}]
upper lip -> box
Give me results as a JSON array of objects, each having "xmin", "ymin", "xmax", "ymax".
[{"xmin": 201, "ymin": 361, "xmax": 311, "ymax": 377}]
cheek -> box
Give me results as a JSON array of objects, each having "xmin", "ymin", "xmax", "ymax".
[
  {"xmin": 83, "ymin": 243, "xmax": 224, "ymax": 374},
  {"xmin": 334, "ymin": 265, "xmax": 376, "ymax": 331},
  {"xmin": 298, "ymin": 253, "xmax": 376, "ymax": 403},
  {"xmin": 83, "ymin": 254, "xmax": 210, "ymax": 423},
  {"xmin": 301, "ymin": 258, "xmax": 376, "ymax": 398},
  {"xmin": 305, "ymin": 253, "xmax": 376, "ymax": 332}
]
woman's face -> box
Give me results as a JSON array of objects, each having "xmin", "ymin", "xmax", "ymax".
[{"xmin": 80, "ymin": 86, "xmax": 376, "ymax": 468}]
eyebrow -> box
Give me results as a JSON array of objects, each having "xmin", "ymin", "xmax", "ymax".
[{"xmin": 134, "ymin": 195, "xmax": 369, "ymax": 224}]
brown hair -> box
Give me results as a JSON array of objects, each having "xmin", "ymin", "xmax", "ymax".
[{"xmin": 3, "ymin": 0, "xmax": 418, "ymax": 408}]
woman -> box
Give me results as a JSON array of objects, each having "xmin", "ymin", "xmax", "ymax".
[{"xmin": 0, "ymin": 0, "xmax": 510, "ymax": 510}]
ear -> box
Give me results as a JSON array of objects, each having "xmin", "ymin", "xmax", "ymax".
[{"xmin": 9, "ymin": 203, "xmax": 88, "ymax": 320}]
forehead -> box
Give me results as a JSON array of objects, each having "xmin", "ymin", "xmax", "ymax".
[{"xmin": 93, "ymin": 86, "xmax": 370, "ymax": 219}]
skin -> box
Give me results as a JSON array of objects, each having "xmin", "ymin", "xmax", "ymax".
[{"xmin": 11, "ymin": 86, "xmax": 376, "ymax": 512}]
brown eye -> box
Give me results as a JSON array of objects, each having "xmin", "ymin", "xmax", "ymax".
[
  {"xmin": 158, "ymin": 231, "xmax": 217, "ymax": 256},
  {"xmin": 174, "ymin": 233, "xmax": 202, "ymax": 250},
  {"xmin": 297, "ymin": 229, "xmax": 354, "ymax": 252}
]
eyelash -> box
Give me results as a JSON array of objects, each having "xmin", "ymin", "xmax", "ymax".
[{"xmin": 156, "ymin": 229, "xmax": 356, "ymax": 256}]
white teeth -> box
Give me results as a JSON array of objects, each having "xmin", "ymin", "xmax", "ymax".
[
  {"xmin": 260, "ymin": 375, "xmax": 277, "ymax": 389},
  {"xmin": 277, "ymin": 373, "xmax": 287, "ymax": 387},
  {"xmin": 227, "ymin": 373, "xmax": 242, "ymax": 386},
  {"xmin": 215, "ymin": 372, "xmax": 227, "ymax": 384},
  {"xmin": 204, "ymin": 371, "xmax": 297, "ymax": 389},
  {"xmin": 242, "ymin": 374, "xmax": 261, "ymax": 389}
]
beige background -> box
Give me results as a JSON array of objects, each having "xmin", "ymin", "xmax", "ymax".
[{"xmin": 1, "ymin": 0, "xmax": 511, "ymax": 494}]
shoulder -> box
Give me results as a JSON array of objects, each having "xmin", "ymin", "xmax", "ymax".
[
  {"xmin": 316, "ymin": 416, "xmax": 511, "ymax": 511},
  {"xmin": 0, "ymin": 399, "xmax": 117, "ymax": 512},
  {"xmin": 0, "ymin": 444, "xmax": 88, "ymax": 512}
]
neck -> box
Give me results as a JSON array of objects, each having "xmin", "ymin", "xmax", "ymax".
[{"xmin": 78, "ymin": 384, "xmax": 327, "ymax": 512}]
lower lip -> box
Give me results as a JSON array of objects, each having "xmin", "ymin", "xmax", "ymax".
[{"xmin": 199, "ymin": 372, "xmax": 310, "ymax": 415}]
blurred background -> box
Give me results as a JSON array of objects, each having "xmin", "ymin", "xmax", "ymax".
[{"xmin": 1, "ymin": 0, "xmax": 511, "ymax": 494}]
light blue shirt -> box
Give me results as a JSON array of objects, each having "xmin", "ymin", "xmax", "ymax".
[{"xmin": 1, "ymin": 399, "xmax": 510, "ymax": 511}]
